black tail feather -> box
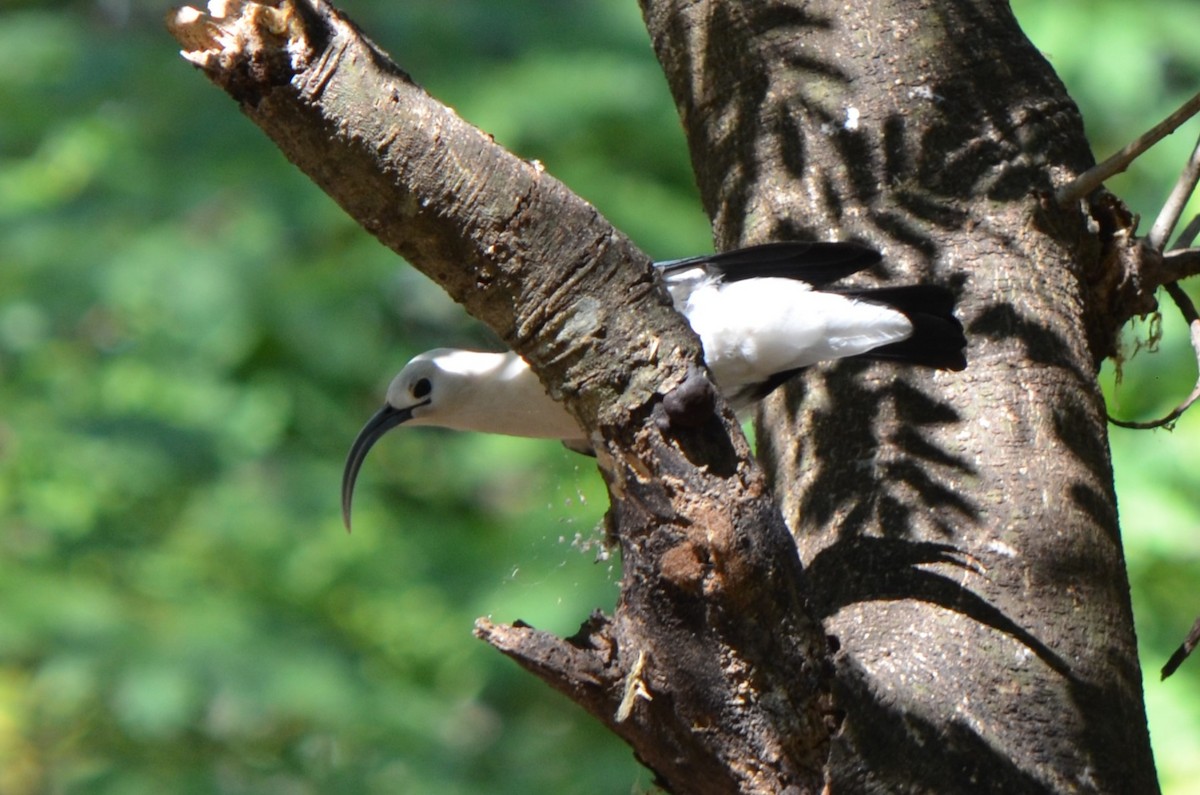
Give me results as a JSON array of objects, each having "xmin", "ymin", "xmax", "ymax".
[{"xmin": 840, "ymin": 284, "xmax": 967, "ymax": 371}]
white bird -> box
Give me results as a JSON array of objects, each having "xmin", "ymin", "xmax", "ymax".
[{"xmin": 342, "ymin": 241, "xmax": 965, "ymax": 528}]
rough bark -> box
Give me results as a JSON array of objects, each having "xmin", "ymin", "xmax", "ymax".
[
  {"xmin": 166, "ymin": 0, "xmax": 1163, "ymax": 792},
  {"xmin": 640, "ymin": 0, "xmax": 1159, "ymax": 792}
]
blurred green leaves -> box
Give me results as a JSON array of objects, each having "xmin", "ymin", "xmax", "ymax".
[{"xmin": 0, "ymin": 1, "xmax": 642, "ymax": 792}]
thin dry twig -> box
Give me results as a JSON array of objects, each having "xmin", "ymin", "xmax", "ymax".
[
  {"xmin": 1162, "ymin": 614, "xmax": 1200, "ymax": 679},
  {"xmin": 1056, "ymin": 89, "xmax": 1200, "ymax": 207},
  {"xmin": 1180, "ymin": 215, "xmax": 1200, "ymax": 247},
  {"xmin": 1148, "ymin": 132, "xmax": 1200, "ymax": 250},
  {"xmin": 1159, "ymin": 218, "xmax": 1200, "ymax": 282}
]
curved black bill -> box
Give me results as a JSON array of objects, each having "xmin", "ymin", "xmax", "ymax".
[{"xmin": 341, "ymin": 402, "xmax": 425, "ymax": 531}]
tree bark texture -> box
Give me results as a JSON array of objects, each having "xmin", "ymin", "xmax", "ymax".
[
  {"xmin": 640, "ymin": 0, "xmax": 1158, "ymax": 792},
  {"xmin": 168, "ymin": 0, "xmax": 1161, "ymax": 792}
]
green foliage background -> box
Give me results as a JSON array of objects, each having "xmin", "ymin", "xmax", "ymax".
[{"xmin": 1, "ymin": 0, "xmax": 1198, "ymax": 792}]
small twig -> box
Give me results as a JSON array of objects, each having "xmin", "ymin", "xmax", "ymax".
[
  {"xmin": 1161, "ymin": 247, "xmax": 1200, "ymax": 283},
  {"xmin": 1162, "ymin": 614, "xmax": 1200, "ymax": 679},
  {"xmin": 1056, "ymin": 89, "xmax": 1200, "ymax": 207},
  {"xmin": 1166, "ymin": 280, "xmax": 1200, "ymax": 327},
  {"xmin": 1176, "ymin": 215, "xmax": 1200, "ymax": 250},
  {"xmin": 1148, "ymin": 132, "xmax": 1200, "ymax": 251},
  {"xmin": 1158, "ymin": 219, "xmax": 1200, "ymax": 282}
]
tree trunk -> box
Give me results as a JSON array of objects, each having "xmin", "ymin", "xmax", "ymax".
[
  {"xmin": 169, "ymin": 0, "xmax": 1161, "ymax": 792},
  {"xmin": 641, "ymin": 0, "xmax": 1158, "ymax": 790}
]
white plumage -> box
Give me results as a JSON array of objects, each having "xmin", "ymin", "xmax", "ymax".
[
  {"xmin": 342, "ymin": 241, "xmax": 966, "ymax": 527},
  {"xmin": 381, "ymin": 348, "xmax": 582, "ymax": 440},
  {"xmin": 678, "ymin": 275, "xmax": 913, "ymax": 405}
]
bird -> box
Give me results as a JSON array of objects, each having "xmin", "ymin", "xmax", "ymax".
[{"xmin": 342, "ymin": 241, "xmax": 966, "ymax": 528}]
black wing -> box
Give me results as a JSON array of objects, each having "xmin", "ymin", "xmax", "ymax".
[{"xmin": 655, "ymin": 241, "xmax": 882, "ymax": 287}]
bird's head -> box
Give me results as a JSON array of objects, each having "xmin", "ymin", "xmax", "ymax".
[
  {"xmin": 380, "ymin": 351, "xmax": 449, "ymax": 426},
  {"xmin": 340, "ymin": 349, "xmax": 528, "ymax": 530}
]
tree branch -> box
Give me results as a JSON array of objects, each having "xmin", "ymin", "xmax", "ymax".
[
  {"xmin": 1056, "ymin": 88, "xmax": 1200, "ymax": 207},
  {"xmin": 1147, "ymin": 132, "xmax": 1200, "ymax": 251},
  {"xmin": 1081, "ymin": 149, "xmax": 1200, "ymax": 356},
  {"xmin": 1162, "ymin": 614, "xmax": 1200, "ymax": 679},
  {"xmin": 166, "ymin": 0, "xmax": 685, "ymax": 427},
  {"xmin": 167, "ymin": 1, "xmax": 833, "ymax": 791},
  {"xmin": 1160, "ymin": 246, "xmax": 1200, "ymax": 283}
]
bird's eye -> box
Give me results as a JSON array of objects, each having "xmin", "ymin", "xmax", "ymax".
[{"xmin": 412, "ymin": 377, "xmax": 432, "ymax": 399}]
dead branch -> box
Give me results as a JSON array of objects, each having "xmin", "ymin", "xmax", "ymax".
[
  {"xmin": 1148, "ymin": 133, "xmax": 1200, "ymax": 251},
  {"xmin": 1162, "ymin": 614, "xmax": 1200, "ymax": 679},
  {"xmin": 1056, "ymin": 89, "xmax": 1200, "ymax": 207}
]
